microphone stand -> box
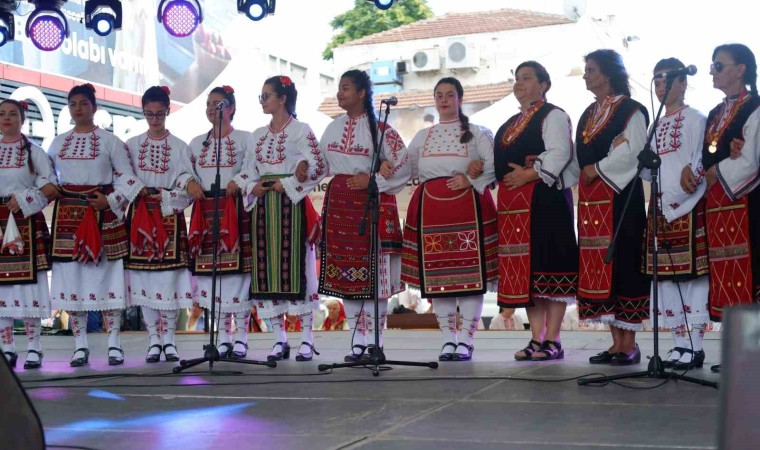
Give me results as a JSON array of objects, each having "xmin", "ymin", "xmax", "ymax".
[
  {"xmin": 174, "ymin": 107, "xmax": 274, "ymax": 373},
  {"xmin": 318, "ymin": 102, "xmax": 438, "ymax": 376},
  {"xmin": 578, "ymin": 76, "xmax": 716, "ymax": 388}
]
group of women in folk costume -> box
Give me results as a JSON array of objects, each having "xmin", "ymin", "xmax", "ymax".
[{"xmin": 2, "ymin": 43, "xmax": 758, "ymax": 371}]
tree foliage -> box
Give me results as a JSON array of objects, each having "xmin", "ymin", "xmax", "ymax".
[{"xmin": 323, "ymin": 0, "xmax": 433, "ymax": 60}]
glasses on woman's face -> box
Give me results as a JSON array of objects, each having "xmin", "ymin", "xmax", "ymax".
[
  {"xmin": 258, "ymin": 93, "xmax": 272, "ymax": 103},
  {"xmin": 143, "ymin": 111, "xmax": 167, "ymax": 119},
  {"xmin": 711, "ymin": 61, "xmax": 739, "ymax": 73}
]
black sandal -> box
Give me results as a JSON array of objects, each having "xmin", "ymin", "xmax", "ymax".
[
  {"xmin": 218, "ymin": 342, "xmax": 233, "ymax": 358},
  {"xmin": 439, "ymin": 342, "xmax": 457, "ymax": 361},
  {"xmin": 70, "ymin": 348, "xmax": 90, "ymax": 367},
  {"xmin": 145, "ymin": 344, "xmax": 163, "ymax": 363},
  {"xmin": 108, "ymin": 347, "xmax": 125, "ymax": 366},
  {"xmin": 295, "ymin": 342, "xmax": 320, "ymax": 362},
  {"xmin": 163, "ymin": 343, "xmax": 180, "ymax": 362},
  {"xmin": 452, "ymin": 343, "xmax": 474, "ymax": 361},
  {"xmin": 267, "ymin": 342, "xmax": 290, "ymax": 361},
  {"xmin": 231, "ymin": 341, "xmax": 249, "ymax": 360},
  {"xmin": 24, "ymin": 350, "xmax": 43, "ymax": 370},
  {"xmin": 532, "ymin": 340, "xmax": 564, "ymax": 361},
  {"xmin": 344, "ymin": 344, "xmax": 368, "ymax": 362},
  {"xmin": 663, "ymin": 347, "xmax": 687, "ymax": 368},
  {"xmin": 4, "ymin": 351, "xmax": 18, "ymax": 369},
  {"xmin": 515, "ymin": 339, "xmax": 542, "ymax": 361}
]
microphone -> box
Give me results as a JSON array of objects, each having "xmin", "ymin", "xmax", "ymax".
[
  {"xmin": 653, "ymin": 65, "xmax": 697, "ymax": 79},
  {"xmin": 215, "ymin": 99, "xmax": 231, "ymax": 110},
  {"xmin": 380, "ymin": 96, "xmax": 398, "ymax": 106}
]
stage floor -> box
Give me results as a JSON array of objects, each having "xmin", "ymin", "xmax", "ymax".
[{"xmin": 15, "ymin": 330, "xmax": 721, "ymax": 450}]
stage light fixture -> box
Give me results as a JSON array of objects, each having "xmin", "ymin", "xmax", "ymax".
[
  {"xmin": 368, "ymin": 0, "xmax": 394, "ymax": 10},
  {"xmin": 238, "ymin": 0, "xmax": 275, "ymax": 22},
  {"xmin": 0, "ymin": 11, "xmax": 14, "ymax": 47},
  {"xmin": 25, "ymin": 1, "xmax": 69, "ymax": 51},
  {"xmin": 157, "ymin": 0, "xmax": 202, "ymax": 38},
  {"xmin": 85, "ymin": 0, "xmax": 122, "ymax": 37}
]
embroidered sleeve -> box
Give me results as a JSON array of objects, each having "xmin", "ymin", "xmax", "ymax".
[
  {"xmin": 375, "ymin": 125, "xmax": 411, "ymax": 195},
  {"xmin": 231, "ymin": 133, "xmax": 257, "ymax": 193},
  {"xmin": 108, "ymin": 137, "xmax": 145, "ymax": 218},
  {"xmin": 596, "ymin": 110, "xmax": 647, "ymax": 194},
  {"xmin": 535, "ymin": 109, "xmax": 574, "ymax": 189},
  {"xmin": 716, "ymin": 107, "xmax": 760, "ymax": 200},
  {"xmin": 467, "ymin": 126, "xmax": 496, "ymax": 194},
  {"xmin": 405, "ymin": 129, "xmax": 425, "ymax": 181},
  {"xmin": 662, "ymin": 112, "xmax": 708, "ymax": 222},
  {"xmin": 282, "ymin": 124, "xmax": 326, "ymax": 205},
  {"xmin": 32, "ymin": 145, "xmax": 58, "ymax": 189}
]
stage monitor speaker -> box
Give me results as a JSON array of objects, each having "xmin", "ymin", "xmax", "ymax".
[
  {"xmin": 718, "ymin": 305, "xmax": 760, "ymax": 450},
  {"xmin": 0, "ymin": 355, "xmax": 45, "ymax": 449}
]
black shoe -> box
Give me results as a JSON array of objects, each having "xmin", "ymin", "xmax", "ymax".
[
  {"xmin": 218, "ymin": 342, "xmax": 233, "ymax": 358},
  {"xmin": 610, "ymin": 344, "xmax": 641, "ymax": 365},
  {"xmin": 672, "ymin": 349, "xmax": 705, "ymax": 370},
  {"xmin": 145, "ymin": 344, "xmax": 163, "ymax": 363},
  {"xmin": 439, "ymin": 342, "xmax": 457, "ymax": 361},
  {"xmin": 452, "ymin": 343, "xmax": 474, "ymax": 361},
  {"xmin": 589, "ymin": 351, "xmax": 614, "ymax": 364},
  {"xmin": 70, "ymin": 348, "xmax": 90, "ymax": 367},
  {"xmin": 515, "ymin": 339, "xmax": 542, "ymax": 361},
  {"xmin": 4, "ymin": 351, "xmax": 18, "ymax": 369},
  {"xmin": 344, "ymin": 344, "xmax": 369, "ymax": 362},
  {"xmin": 108, "ymin": 347, "xmax": 125, "ymax": 366},
  {"xmin": 532, "ymin": 340, "xmax": 564, "ymax": 361},
  {"xmin": 710, "ymin": 364, "xmax": 721, "ymax": 373},
  {"xmin": 163, "ymin": 343, "xmax": 180, "ymax": 362},
  {"xmin": 231, "ymin": 341, "xmax": 248, "ymax": 360},
  {"xmin": 663, "ymin": 347, "xmax": 687, "ymax": 369},
  {"xmin": 23, "ymin": 350, "xmax": 43, "ymax": 370},
  {"xmin": 295, "ymin": 342, "xmax": 320, "ymax": 362},
  {"xmin": 267, "ymin": 342, "xmax": 290, "ymax": 361}
]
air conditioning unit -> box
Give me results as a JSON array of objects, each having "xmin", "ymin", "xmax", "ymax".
[
  {"xmin": 410, "ymin": 49, "xmax": 440, "ymax": 72},
  {"xmin": 446, "ymin": 38, "xmax": 480, "ymax": 69}
]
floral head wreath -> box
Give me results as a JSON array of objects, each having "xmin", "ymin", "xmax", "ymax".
[
  {"xmin": 280, "ymin": 76, "xmax": 293, "ymax": 88},
  {"xmin": 19, "ymin": 100, "xmax": 29, "ymax": 111},
  {"xmin": 222, "ymin": 85, "xmax": 235, "ymax": 94},
  {"xmin": 160, "ymin": 86, "xmax": 171, "ymax": 96}
]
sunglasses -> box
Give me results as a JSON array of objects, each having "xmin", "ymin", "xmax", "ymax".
[
  {"xmin": 143, "ymin": 111, "xmax": 167, "ymax": 119},
  {"xmin": 710, "ymin": 61, "xmax": 740, "ymax": 73},
  {"xmin": 258, "ymin": 92, "xmax": 273, "ymax": 103}
]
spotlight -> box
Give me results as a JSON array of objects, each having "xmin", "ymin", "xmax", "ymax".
[
  {"xmin": 85, "ymin": 0, "xmax": 122, "ymax": 37},
  {"xmin": 238, "ymin": 0, "xmax": 275, "ymax": 21},
  {"xmin": 368, "ymin": 0, "xmax": 394, "ymax": 10},
  {"xmin": 157, "ymin": 0, "xmax": 202, "ymax": 38},
  {"xmin": 25, "ymin": 1, "xmax": 69, "ymax": 52},
  {"xmin": 0, "ymin": 10, "xmax": 13, "ymax": 48}
]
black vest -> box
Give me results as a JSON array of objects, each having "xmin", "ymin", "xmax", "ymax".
[
  {"xmin": 576, "ymin": 97, "xmax": 649, "ymax": 168},
  {"xmin": 701, "ymin": 95, "xmax": 760, "ymax": 170},
  {"xmin": 494, "ymin": 102, "xmax": 558, "ymax": 182}
]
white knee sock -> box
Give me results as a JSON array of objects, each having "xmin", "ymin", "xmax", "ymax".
[
  {"xmin": 688, "ymin": 324, "xmax": 705, "ymax": 352},
  {"xmin": 456, "ymin": 295, "xmax": 483, "ymax": 353},
  {"xmin": 219, "ymin": 313, "xmax": 233, "ymax": 345},
  {"xmin": 68, "ymin": 311, "xmax": 89, "ymax": 351},
  {"xmin": 159, "ymin": 309, "xmax": 178, "ymax": 346},
  {"xmin": 300, "ymin": 312, "xmax": 314, "ymax": 346},
  {"xmin": 0, "ymin": 317, "xmax": 15, "ymax": 355},
  {"xmin": 433, "ymin": 299, "xmax": 458, "ymax": 350},
  {"xmin": 269, "ymin": 314, "xmax": 287, "ymax": 355},
  {"xmin": 233, "ymin": 311, "xmax": 249, "ymax": 354},
  {"xmin": 24, "ymin": 319, "xmax": 42, "ymax": 352},
  {"xmin": 343, "ymin": 301, "xmax": 367, "ymax": 353},
  {"xmin": 102, "ymin": 310, "xmax": 123, "ymax": 359},
  {"xmin": 142, "ymin": 307, "xmax": 161, "ymax": 347},
  {"xmin": 365, "ymin": 307, "xmax": 386, "ymax": 348}
]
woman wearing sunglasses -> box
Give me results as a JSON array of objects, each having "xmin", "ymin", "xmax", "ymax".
[
  {"xmin": 682, "ymin": 44, "xmax": 760, "ymax": 373},
  {"xmin": 240, "ymin": 76, "xmax": 326, "ymax": 362},
  {"xmin": 124, "ymin": 86, "xmax": 194, "ymax": 363}
]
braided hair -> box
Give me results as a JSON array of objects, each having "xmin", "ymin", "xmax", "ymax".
[
  {"xmin": 264, "ymin": 75, "xmax": 298, "ymax": 118},
  {"xmin": 434, "ymin": 77, "xmax": 473, "ymax": 144},
  {"xmin": 340, "ymin": 69, "xmax": 379, "ymax": 153},
  {"xmin": 0, "ymin": 99, "xmax": 34, "ymax": 174},
  {"xmin": 713, "ymin": 43, "xmax": 758, "ymax": 96}
]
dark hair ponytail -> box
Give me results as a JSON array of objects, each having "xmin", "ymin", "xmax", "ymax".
[
  {"xmin": 209, "ymin": 85, "xmax": 237, "ymax": 121},
  {"xmin": 713, "ymin": 43, "xmax": 758, "ymax": 96},
  {"xmin": 434, "ymin": 77, "xmax": 473, "ymax": 143},
  {"xmin": 1, "ymin": 99, "xmax": 34, "ymax": 174},
  {"xmin": 341, "ymin": 69, "xmax": 379, "ymax": 152},
  {"xmin": 68, "ymin": 83, "xmax": 98, "ymax": 108},
  {"xmin": 585, "ymin": 49, "xmax": 631, "ymax": 97},
  {"xmin": 264, "ymin": 75, "xmax": 298, "ymax": 118}
]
